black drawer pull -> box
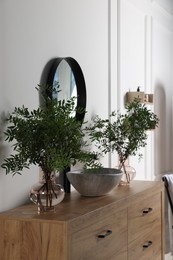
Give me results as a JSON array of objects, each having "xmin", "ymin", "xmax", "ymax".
[
  {"xmin": 97, "ymin": 230, "xmax": 112, "ymax": 238},
  {"xmin": 143, "ymin": 207, "xmax": 153, "ymax": 214},
  {"xmin": 143, "ymin": 240, "xmax": 153, "ymax": 249}
]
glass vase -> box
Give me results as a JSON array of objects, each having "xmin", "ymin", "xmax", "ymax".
[
  {"xmin": 119, "ymin": 164, "xmax": 136, "ymax": 185},
  {"xmin": 115, "ymin": 160, "xmax": 136, "ymax": 185},
  {"xmin": 30, "ymin": 172, "xmax": 65, "ymax": 213}
]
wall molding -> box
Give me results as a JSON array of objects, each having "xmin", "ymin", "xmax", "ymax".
[{"xmin": 151, "ymin": 1, "xmax": 173, "ymax": 20}]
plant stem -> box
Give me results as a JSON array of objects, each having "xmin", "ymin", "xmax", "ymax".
[
  {"xmin": 122, "ymin": 163, "xmax": 130, "ymax": 183},
  {"xmin": 119, "ymin": 157, "xmax": 130, "ymax": 183}
]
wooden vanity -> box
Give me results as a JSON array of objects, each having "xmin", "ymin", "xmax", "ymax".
[{"xmin": 0, "ymin": 180, "xmax": 164, "ymax": 260}]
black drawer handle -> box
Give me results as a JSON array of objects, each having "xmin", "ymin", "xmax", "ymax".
[
  {"xmin": 97, "ymin": 230, "xmax": 112, "ymax": 238},
  {"xmin": 143, "ymin": 207, "xmax": 153, "ymax": 214},
  {"xmin": 143, "ymin": 241, "xmax": 153, "ymax": 249}
]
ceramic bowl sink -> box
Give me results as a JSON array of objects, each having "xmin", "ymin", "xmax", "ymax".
[{"xmin": 66, "ymin": 168, "xmax": 123, "ymax": 196}]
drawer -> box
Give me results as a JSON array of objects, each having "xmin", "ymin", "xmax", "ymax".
[
  {"xmin": 151, "ymin": 254, "xmax": 162, "ymax": 260},
  {"xmin": 70, "ymin": 209, "xmax": 127, "ymax": 260},
  {"xmin": 107, "ymin": 251, "xmax": 127, "ymax": 260},
  {"xmin": 128, "ymin": 192, "xmax": 161, "ymax": 243},
  {"xmin": 128, "ymin": 226, "xmax": 161, "ymax": 260}
]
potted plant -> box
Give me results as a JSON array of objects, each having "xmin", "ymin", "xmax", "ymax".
[
  {"xmin": 1, "ymin": 84, "xmax": 96, "ymax": 211},
  {"xmin": 86, "ymin": 98, "xmax": 159, "ymax": 183}
]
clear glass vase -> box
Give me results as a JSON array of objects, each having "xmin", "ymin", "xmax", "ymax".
[
  {"xmin": 30, "ymin": 172, "xmax": 65, "ymax": 213},
  {"xmin": 119, "ymin": 164, "xmax": 136, "ymax": 185},
  {"xmin": 115, "ymin": 159, "xmax": 136, "ymax": 185}
]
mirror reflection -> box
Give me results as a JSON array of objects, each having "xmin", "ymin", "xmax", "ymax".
[
  {"xmin": 46, "ymin": 57, "xmax": 86, "ymax": 122},
  {"xmin": 53, "ymin": 60, "xmax": 77, "ymax": 104}
]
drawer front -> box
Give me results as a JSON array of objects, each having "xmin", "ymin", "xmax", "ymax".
[
  {"xmin": 151, "ymin": 254, "xmax": 162, "ymax": 260},
  {"xmin": 128, "ymin": 227, "xmax": 161, "ymax": 260},
  {"xmin": 70, "ymin": 209, "xmax": 127, "ymax": 260},
  {"xmin": 128, "ymin": 192, "xmax": 161, "ymax": 243},
  {"xmin": 107, "ymin": 251, "xmax": 127, "ymax": 260}
]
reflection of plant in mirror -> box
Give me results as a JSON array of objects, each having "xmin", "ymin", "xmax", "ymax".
[
  {"xmin": 1, "ymin": 84, "xmax": 98, "ymax": 177},
  {"xmin": 86, "ymin": 98, "xmax": 159, "ymax": 183}
]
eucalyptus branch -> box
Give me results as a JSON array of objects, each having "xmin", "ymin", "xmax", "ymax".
[
  {"xmin": 86, "ymin": 98, "xmax": 159, "ymax": 169},
  {"xmin": 1, "ymin": 84, "xmax": 99, "ymax": 176}
]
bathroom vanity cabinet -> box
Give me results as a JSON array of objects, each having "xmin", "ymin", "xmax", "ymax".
[{"xmin": 0, "ymin": 181, "xmax": 164, "ymax": 260}]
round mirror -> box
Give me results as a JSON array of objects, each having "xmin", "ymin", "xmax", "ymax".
[{"xmin": 46, "ymin": 57, "xmax": 86, "ymax": 122}]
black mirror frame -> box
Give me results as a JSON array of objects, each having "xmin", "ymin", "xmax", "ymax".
[
  {"xmin": 44, "ymin": 57, "xmax": 87, "ymax": 193},
  {"xmin": 46, "ymin": 57, "xmax": 87, "ymax": 122}
]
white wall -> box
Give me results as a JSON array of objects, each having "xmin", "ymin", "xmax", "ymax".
[
  {"xmin": 113, "ymin": 0, "xmax": 173, "ymax": 180},
  {"xmin": 0, "ymin": 0, "xmax": 109, "ymax": 212},
  {"xmin": 0, "ymin": 0, "xmax": 173, "ymax": 212}
]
